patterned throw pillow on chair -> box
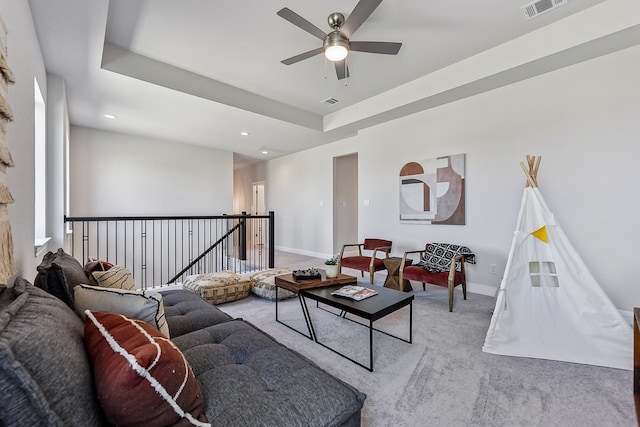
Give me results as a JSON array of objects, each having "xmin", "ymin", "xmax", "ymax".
[{"xmin": 418, "ymin": 243, "xmax": 475, "ymax": 274}]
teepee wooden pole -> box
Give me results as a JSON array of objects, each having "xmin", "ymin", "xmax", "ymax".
[
  {"xmin": 520, "ymin": 162, "xmax": 537, "ymax": 188},
  {"xmin": 533, "ymin": 156, "xmax": 541, "ymax": 180}
]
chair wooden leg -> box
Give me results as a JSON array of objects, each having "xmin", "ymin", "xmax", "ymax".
[
  {"xmin": 448, "ymin": 283, "xmax": 454, "ymax": 312},
  {"xmin": 360, "ymin": 271, "xmax": 364, "ymax": 278},
  {"xmin": 422, "ymin": 283, "xmax": 426, "ymax": 291},
  {"xmin": 462, "ymin": 280, "xmax": 467, "ymax": 300},
  {"xmin": 369, "ymin": 271, "xmax": 374, "ymax": 284}
]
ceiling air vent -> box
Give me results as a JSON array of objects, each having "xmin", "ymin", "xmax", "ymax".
[
  {"xmin": 522, "ymin": 0, "xmax": 568, "ymax": 20},
  {"xmin": 321, "ymin": 97, "xmax": 340, "ymax": 105}
]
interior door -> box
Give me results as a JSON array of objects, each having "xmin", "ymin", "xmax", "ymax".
[{"xmin": 252, "ymin": 181, "xmax": 266, "ymax": 247}]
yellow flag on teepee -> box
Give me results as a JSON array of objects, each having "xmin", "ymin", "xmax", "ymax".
[{"xmin": 531, "ymin": 225, "xmax": 548, "ymax": 243}]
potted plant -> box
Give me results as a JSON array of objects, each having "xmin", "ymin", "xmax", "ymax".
[{"xmin": 325, "ymin": 255, "xmax": 340, "ymax": 278}]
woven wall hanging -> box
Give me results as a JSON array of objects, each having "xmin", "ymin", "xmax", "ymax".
[{"xmin": 0, "ymin": 16, "xmax": 16, "ymax": 283}]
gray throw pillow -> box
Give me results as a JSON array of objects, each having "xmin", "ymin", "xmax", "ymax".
[
  {"xmin": 74, "ymin": 284, "xmax": 170, "ymax": 337},
  {"xmin": 34, "ymin": 248, "xmax": 89, "ymax": 309},
  {"xmin": 0, "ymin": 277, "xmax": 103, "ymax": 426}
]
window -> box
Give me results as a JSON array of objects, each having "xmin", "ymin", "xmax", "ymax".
[
  {"xmin": 34, "ymin": 77, "xmax": 49, "ymax": 255},
  {"xmin": 529, "ymin": 261, "xmax": 559, "ymax": 287}
]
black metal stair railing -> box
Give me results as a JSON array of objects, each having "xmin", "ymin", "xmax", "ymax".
[{"xmin": 64, "ymin": 212, "xmax": 275, "ymax": 289}]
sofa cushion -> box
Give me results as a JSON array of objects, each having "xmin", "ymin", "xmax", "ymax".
[
  {"xmin": 161, "ymin": 289, "xmax": 233, "ymax": 338},
  {"xmin": 249, "ymin": 268, "xmax": 296, "ymax": 301},
  {"xmin": 183, "ymin": 271, "xmax": 251, "ymax": 305},
  {"xmin": 34, "ymin": 248, "xmax": 89, "ymax": 308},
  {"xmin": 84, "ymin": 311, "xmax": 208, "ymax": 427},
  {"xmin": 74, "ymin": 284, "xmax": 170, "ymax": 337},
  {"xmin": 340, "ymin": 256, "xmax": 387, "ymax": 273},
  {"xmin": 88, "ymin": 264, "xmax": 136, "ymax": 290},
  {"xmin": 0, "ymin": 278, "xmax": 103, "ymax": 426},
  {"xmin": 172, "ymin": 320, "xmax": 366, "ymax": 426}
]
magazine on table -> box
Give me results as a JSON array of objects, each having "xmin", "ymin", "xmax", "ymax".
[{"xmin": 331, "ymin": 285, "xmax": 378, "ymax": 301}]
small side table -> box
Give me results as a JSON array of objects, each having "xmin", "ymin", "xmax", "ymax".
[{"xmin": 383, "ymin": 257, "xmax": 413, "ymax": 292}]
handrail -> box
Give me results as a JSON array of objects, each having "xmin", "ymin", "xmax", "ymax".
[
  {"xmin": 65, "ymin": 214, "xmax": 259, "ymax": 221},
  {"xmin": 167, "ymin": 220, "xmax": 242, "ymax": 284},
  {"xmin": 64, "ymin": 212, "xmax": 275, "ymax": 288}
]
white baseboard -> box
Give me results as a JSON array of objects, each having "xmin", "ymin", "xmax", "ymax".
[
  {"xmin": 275, "ymin": 245, "xmax": 331, "ymax": 260},
  {"xmin": 467, "ymin": 282, "xmax": 633, "ymax": 326},
  {"xmin": 274, "ymin": 248, "xmax": 633, "ymax": 322},
  {"xmin": 467, "ymin": 281, "xmax": 498, "ymax": 298}
]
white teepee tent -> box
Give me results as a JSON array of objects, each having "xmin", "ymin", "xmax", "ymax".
[{"xmin": 483, "ymin": 156, "xmax": 632, "ymax": 370}]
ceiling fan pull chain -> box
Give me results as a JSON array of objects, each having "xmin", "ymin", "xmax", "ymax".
[
  {"xmin": 324, "ymin": 56, "xmax": 328, "ymax": 80},
  {"xmin": 344, "ymin": 58, "xmax": 348, "ymax": 87}
]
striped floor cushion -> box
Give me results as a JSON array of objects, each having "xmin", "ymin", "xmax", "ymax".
[
  {"xmin": 182, "ymin": 271, "xmax": 252, "ymax": 305},
  {"xmin": 250, "ymin": 268, "xmax": 296, "ymax": 301}
]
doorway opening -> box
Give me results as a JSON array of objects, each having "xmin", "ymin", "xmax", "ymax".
[{"xmin": 333, "ymin": 154, "xmax": 358, "ymax": 254}]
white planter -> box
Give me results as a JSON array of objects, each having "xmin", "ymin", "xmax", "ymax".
[{"xmin": 325, "ymin": 264, "xmax": 339, "ymax": 278}]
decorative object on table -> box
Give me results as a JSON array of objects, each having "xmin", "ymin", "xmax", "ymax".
[
  {"xmin": 399, "ymin": 153, "xmax": 465, "ymax": 225},
  {"xmin": 324, "ymin": 254, "xmax": 340, "ymax": 278},
  {"xmin": 331, "ymin": 285, "xmax": 378, "ymax": 301},
  {"xmin": 292, "ymin": 268, "xmax": 321, "ymax": 280},
  {"xmin": 0, "ymin": 16, "xmax": 16, "ymax": 284},
  {"xmin": 339, "ymin": 239, "xmax": 391, "ymax": 284}
]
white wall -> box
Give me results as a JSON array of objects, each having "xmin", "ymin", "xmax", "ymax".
[
  {"xmin": 46, "ymin": 74, "xmax": 68, "ymax": 250},
  {"xmin": 70, "ymin": 126, "xmax": 233, "ymax": 216},
  {"xmin": 0, "ymin": 2, "xmax": 48, "ymax": 281},
  {"xmin": 267, "ymin": 142, "xmax": 338, "ymax": 257},
  {"xmin": 266, "ymin": 44, "xmax": 640, "ymax": 311}
]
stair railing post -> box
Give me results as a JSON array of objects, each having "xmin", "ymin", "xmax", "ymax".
[
  {"xmin": 268, "ymin": 211, "xmax": 275, "ymax": 268},
  {"xmin": 239, "ymin": 211, "xmax": 247, "ymax": 261}
]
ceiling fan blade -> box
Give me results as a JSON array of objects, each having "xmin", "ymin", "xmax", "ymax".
[
  {"xmin": 281, "ymin": 47, "xmax": 324, "ymax": 65},
  {"xmin": 277, "ymin": 8, "xmax": 327, "ymax": 40},
  {"xmin": 341, "ymin": 0, "xmax": 383, "ymax": 38},
  {"xmin": 350, "ymin": 41, "xmax": 402, "ymax": 55},
  {"xmin": 335, "ymin": 60, "xmax": 350, "ymax": 80}
]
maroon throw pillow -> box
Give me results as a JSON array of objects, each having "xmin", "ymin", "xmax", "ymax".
[
  {"xmin": 84, "ymin": 259, "xmax": 114, "ymax": 275},
  {"xmin": 84, "ymin": 311, "xmax": 208, "ymax": 427}
]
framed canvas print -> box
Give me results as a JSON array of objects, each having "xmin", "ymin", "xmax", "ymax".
[{"xmin": 399, "ymin": 153, "xmax": 465, "ymax": 225}]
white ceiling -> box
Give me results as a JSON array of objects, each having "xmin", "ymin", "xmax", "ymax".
[{"xmin": 27, "ymin": 0, "xmax": 633, "ymax": 168}]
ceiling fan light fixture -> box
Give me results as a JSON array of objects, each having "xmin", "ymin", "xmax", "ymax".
[{"xmin": 324, "ymin": 31, "xmax": 349, "ymax": 62}]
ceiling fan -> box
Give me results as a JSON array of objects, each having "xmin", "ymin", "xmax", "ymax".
[{"xmin": 277, "ymin": 0, "xmax": 402, "ymax": 80}]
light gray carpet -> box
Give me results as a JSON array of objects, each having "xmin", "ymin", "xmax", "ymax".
[{"xmin": 218, "ymin": 252, "xmax": 634, "ymax": 427}]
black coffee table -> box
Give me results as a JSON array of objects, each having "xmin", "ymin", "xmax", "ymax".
[{"xmin": 300, "ymin": 285, "xmax": 413, "ymax": 371}]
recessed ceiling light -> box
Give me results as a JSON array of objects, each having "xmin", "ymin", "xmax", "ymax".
[
  {"xmin": 257, "ymin": 146, "xmax": 278, "ymax": 155},
  {"xmin": 104, "ymin": 114, "xmax": 117, "ymax": 119},
  {"xmin": 240, "ymin": 131, "xmax": 249, "ymax": 136}
]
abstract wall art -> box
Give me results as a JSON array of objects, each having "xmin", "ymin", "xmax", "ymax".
[{"xmin": 399, "ymin": 153, "xmax": 465, "ymax": 225}]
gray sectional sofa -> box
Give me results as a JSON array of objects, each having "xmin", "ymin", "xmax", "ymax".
[{"xmin": 0, "ymin": 254, "xmax": 365, "ymax": 426}]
